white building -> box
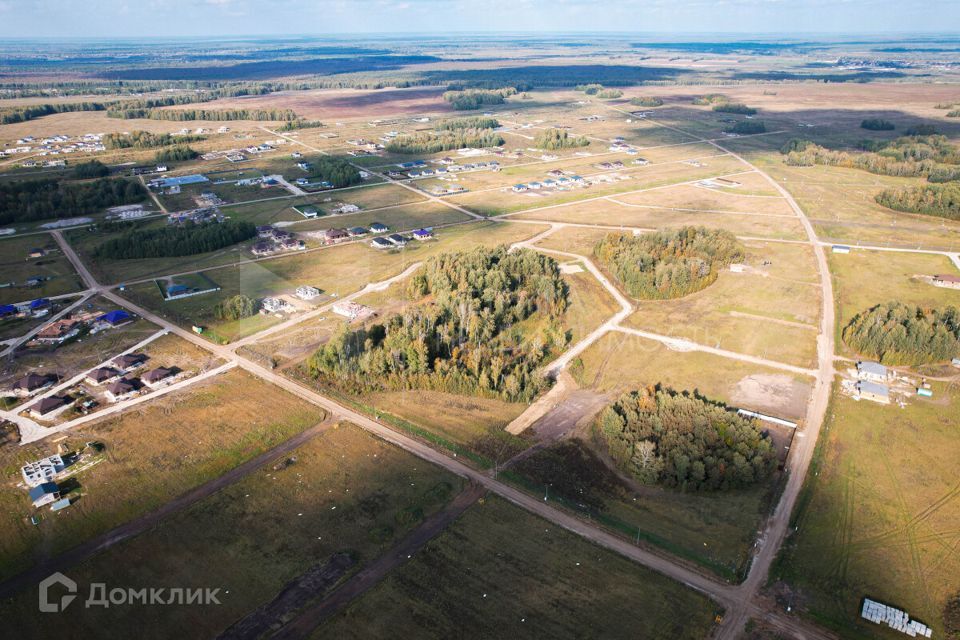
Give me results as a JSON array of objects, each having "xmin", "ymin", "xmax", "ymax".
[
  {"xmin": 261, "ymin": 297, "xmax": 292, "ymax": 314},
  {"xmin": 857, "ymin": 361, "xmax": 890, "ymax": 383},
  {"xmin": 296, "ymin": 286, "xmax": 321, "ymax": 300},
  {"xmin": 332, "ymin": 301, "xmax": 370, "ymax": 320},
  {"xmin": 21, "ymin": 455, "xmax": 66, "ymax": 487}
]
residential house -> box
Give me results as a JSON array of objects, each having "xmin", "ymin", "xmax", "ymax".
[
  {"xmin": 369, "ymin": 222, "xmax": 389, "ymax": 233},
  {"xmin": 0, "ymin": 304, "xmax": 17, "ymax": 318},
  {"xmin": 113, "ymin": 353, "xmax": 147, "ymax": 371},
  {"xmin": 12, "ymin": 373, "xmax": 55, "ymax": 397},
  {"xmin": 332, "ymin": 301, "xmax": 371, "ymax": 320},
  {"xmin": 322, "ymin": 228, "xmax": 350, "ymax": 245},
  {"xmin": 28, "ymin": 482, "xmax": 60, "ymax": 508},
  {"xmin": 387, "ymin": 234, "xmax": 408, "ymax": 247},
  {"xmin": 296, "ymin": 286, "xmax": 321, "ymax": 300},
  {"xmin": 370, "ymin": 237, "xmax": 393, "ymax": 250},
  {"xmin": 857, "ymin": 361, "xmax": 891, "ymax": 383},
  {"xmin": 932, "ymin": 274, "xmax": 960, "ymax": 290},
  {"xmin": 97, "ymin": 310, "xmax": 132, "ymax": 327},
  {"xmin": 412, "ymin": 229, "xmax": 433, "ymax": 241},
  {"xmin": 261, "ymin": 298, "xmax": 291, "ymax": 314},
  {"xmin": 28, "ymin": 395, "xmax": 74, "ymax": 419},
  {"xmin": 256, "ymin": 225, "xmax": 275, "ymax": 237},
  {"xmin": 296, "ymin": 205, "xmax": 319, "ymax": 219},
  {"xmin": 142, "ymin": 368, "xmax": 176, "ymax": 389},
  {"xmin": 21, "ymin": 454, "xmax": 66, "ymax": 487},
  {"xmin": 857, "ymin": 380, "xmax": 890, "ymax": 404},
  {"xmin": 347, "ymin": 227, "xmax": 368, "ymax": 237},
  {"xmin": 104, "ymin": 379, "xmax": 138, "ymax": 403},
  {"xmin": 832, "ymin": 245, "xmax": 851, "ymax": 254},
  {"xmin": 85, "ymin": 367, "xmax": 121, "ymax": 386},
  {"xmin": 512, "ymin": 184, "xmax": 528, "ymax": 193}
]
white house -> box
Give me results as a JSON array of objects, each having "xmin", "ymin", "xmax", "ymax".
[
  {"xmin": 296, "ymin": 285, "xmax": 321, "ymax": 300},
  {"xmin": 857, "ymin": 361, "xmax": 891, "ymax": 383},
  {"xmin": 21, "ymin": 455, "xmax": 66, "ymax": 487}
]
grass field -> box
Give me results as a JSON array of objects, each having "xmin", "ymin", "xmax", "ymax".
[
  {"xmin": 576, "ymin": 330, "xmax": 812, "ymax": 420},
  {"xmin": 503, "ymin": 437, "xmax": 783, "ymax": 580},
  {"xmin": 314, "ymin": 496, "xmax": 720, "ymax": 640},
  {"xmin": 0, "ymin": 423, "xmax": 462, "ymax": 640},
  {"xmin": 772, "ymin": 381, "xmax": 960, "ymax": 638},
  {"xmin": 621, "ymin": 240, "xmax": 821, "ymax": 369},
  {"xmin": 828, "ymin": 249, "xmax": 960, "ymax": 352},
  {"xmin": 561, "ymin": 268, "xmax": 620, "ymax": 343},
  {"xmin": 0, "ymin": 233, "xmax": 84, "ymax": 306},
  {"xmin": 0, "ymin": 368, "xmax": 324, "ymax": 582}
]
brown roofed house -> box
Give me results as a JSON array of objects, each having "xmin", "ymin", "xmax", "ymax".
[
  {"xmin": 142, "ymin": 367, "xmax": 176, "ymax": 389},
  {"xmin": 104, "ymin": 378, "xmax": 139, "ymax": 403},
  {"xmin": 932, "ymin": 274, "xmax": 960, "ymax": 290},
  {"xmin": 113, "ymin": 353, "xmax": 147, "ymax": 371},
  {"xmin": 85, "ymin": 367, "xmax": 121, "ymax": 386},
  {"xmin": 12, "ymin": 373, "xmax": 55, "ymax": 397},
  {"xmin": 28, "ymin": 395, "xmax": 73, "ymax": 419}
]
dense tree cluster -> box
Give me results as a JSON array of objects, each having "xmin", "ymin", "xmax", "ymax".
[
  {"xmin": 214, "ymin": 294, "xmax": 257, "ymax": 321},
  {"xmin": 597, "ymin": 386, "xmax": 778, "ymax": 491},
  {"xmin": 94, "ymin": 220, "xmax": 256, "ymax": 259},
  {"xmin": 533, "ymin": 128, "xmax": 590, "ymax": 150},
  {"xmin": 693, "ymin": 94, "xmax": 728, "ymax": 105},
  {"xmin": 103, "ymin": 131, "xmax": 204, "ymax": 150},
  {"xmin": 436, "ymin": 116, "xmax": 499, "ymax": 130},
  {"xmin": 275, "ymin": 119, "xmax": 324, "ymax": 131},
  {"xmin": 781, "ymin": 138, "xmax": 814, "ymax": 154},
  {"xmin": 861, "ymin": 118, "xmax": 896, "ymax": 131},
  {"xmin": 630, "ymin": 96, "xmax": 663, "ymax": 107},
  {"xmin": 0, "ymin": 178, "xmax": 146, "ymax": 225},
  {"xmin": 725, "ymin": 121, "xmax": 767, "ymax": 134},
  {"xmin": 596, "ymin": 89, "xmax": 623, "ymax": 99},
  {"xmin": 0, "ymin": 101, "xmax": 106, "ymax": 125},
  {"xmin": 843, "ymin": 302, "xmax": 960, "ymax": 364},
  {"xmin": 945, "ymin": 593, "xmax": 960, "ymax": 640},
  {"xmin": 713, "ymin": 103, "xmax": 757, "ymax": 115},
  {"xmin": 118, "ymin": 107, "xmax": 300, "ymax": 122},
  {"xmin": 385, "ymin": 129, "xmax": 504, "ymax": 154},
  {"xmin": 307, "ymin": 246, "xmax": 569, "ymax": 402},
  {"xmin": 875, "ymin": 183, "xmax": 960, "ymax": 219},
  {"xmin": 155, "ymin": 145, "xmax": 198, "ymax": 162},
  {"xmin": 783, "ymin": 135, "xmax": 960, "ymax": 183},
  {"xmin": 575, "ymin": 84, "xmax": 604, "ymax": 95},
  {"xmin": 594, "ymin": 227, "xmax": 744, "ymax": 299},
  {"xmin": 304, "ymin": 157, "xmax": 362, "ymax": 188},
  {"xmin": 73, "ymin": 160, "xmax": 110, "ymax": 179},
  {"xmin": 442, "ymin": 88, "xmax": 515, "ymax": 110}
]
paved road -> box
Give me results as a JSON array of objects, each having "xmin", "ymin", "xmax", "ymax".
[{"xmin": 0, "ymin": 419, "xmax": 336, "ymax": 600}]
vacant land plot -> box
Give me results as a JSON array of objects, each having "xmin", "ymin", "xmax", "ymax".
[
  {"xmin": 295, "ymin": 201, "xmax": 469, "ymax": 234},
  {"xmin": 773, "ymin": 382, "xmax": 960, "ymax": 638},
  {"xmin": 561, "ymin": 268, "xmax": 620, "ymax": 343},
  {"xmin": 515, "ymin": 198, "xmax": 808, "ymax": 240},
  {"xmin": 622, "ymin": 241, "xmax": 821, "ymax": 369},
  {"xmin": 0, "ymin": 368, "xmax": 324, "ymax": 582},
  {"xmin": 0, "ymin": 234, "xmax": 84, "ymax": 306},
  {"xmin": 0, "ymin": 424, "xmax": 461, "ymax": 640},
  {"xmin": 576, "ymin": 331, "xmax": 812, "ymax": 420},
  {"xmin": 829, "ymin": 249, "xmax": 960, "ymax": 351},
  {"xmin": 314, "ymin": 496, "xmax": 719, "ymax": 640},
  {"xmin": 614, "ymin": 181, "xmax": 795, "ymax": 216}
]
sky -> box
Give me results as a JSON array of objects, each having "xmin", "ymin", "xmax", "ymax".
[{"xmin": 0, "ymin": 0, "xmax": 957, "ymax": 39}]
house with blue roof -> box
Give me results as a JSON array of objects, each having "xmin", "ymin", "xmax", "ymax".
[
  {"xmin": 0, "ymin": 304, "xmax": 16, "ymax": 318},
  {"xmin": 29, "ymin": 298, "xmax": 49, "ymax": 310},
  {"xmin": 98, "ymin": 310, "xmax": 132, "ymax": 327},
  {"xmin": 28, "ymin": 482, "xmax": 60, "ymax": 508}
]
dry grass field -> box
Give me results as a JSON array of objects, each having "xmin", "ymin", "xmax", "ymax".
[
  {"xmin": 773, "ymin": 381, "xmax": 960, "ymax": 638},
  {"xmin": 0, "ymin": 368, "xmax": 325, "ymax": 582},
  {"xmin": 0, "ymin": 423, "xmax": 463, "ymax": 640},
  {"xmin": 0, "ymin": 233, "xmax": 85, "ymax": 305},
  {"xmin": 314, "ymin": 496, "xmax": 719, "ymax": 640}
]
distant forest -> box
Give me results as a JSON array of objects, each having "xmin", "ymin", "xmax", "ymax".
[
  {"xmin": 597, "ymin": 386, "xmax": 778, "ymax": 491},
  {"xmin": 307, "ymin": 246, "xmax": 569, "ymax": 402},
  {"xmin": 782, "ymin": 135, "xmax": 960, "ymax": 183},
  {"xmin": 103, "ymin": 131, "xmax": 205, "ymax": 150},
  {"xmin": 844, "ymin": 302, "xmax": 960, "ymax": 364},
  {"xmin": 95, "ymin": 220, "xmax": 257, "ymax": 259},
  {"xmin": 443, "ymin": 88, "xmax": 515, "ymax": 110},
  {"xmin": 0, "ymin": 178, "xmax": 146, "ymax": 225},
  {"xmin": 594, "ymin": 227, "xmax": 744, "ymax": 299}
]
